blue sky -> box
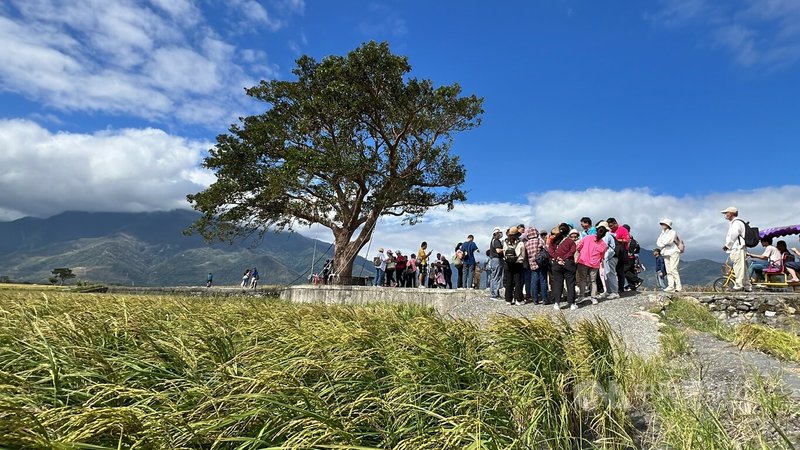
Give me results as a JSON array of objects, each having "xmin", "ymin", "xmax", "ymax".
[{"xmin": 1, "ymin": 0, "xmax": 799, "ymax": 260}]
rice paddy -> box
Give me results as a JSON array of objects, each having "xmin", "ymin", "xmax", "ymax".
[
  {"xmin": 2, "ymin": 289, "xmax": 797, "ymax": 449},
  {"xmin": 0, "ymin": 290, "xmax": 635, "ymax": 449}
]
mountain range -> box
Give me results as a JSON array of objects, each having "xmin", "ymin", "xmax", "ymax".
[
  {"xmin": 0, "ymin": 210, "xmax": 373, "ymax": 286},
  {"xmin": 0, "ymin": 210, "xmax": 724, "ymax": 288}
]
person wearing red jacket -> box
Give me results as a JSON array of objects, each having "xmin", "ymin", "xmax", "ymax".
[{"xmin": 548, "ymin": 223, "xmax": 577, "ymax": 310}]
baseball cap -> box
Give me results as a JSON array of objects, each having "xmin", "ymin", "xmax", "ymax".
[{"xmin": 720, "ymin": 206, "xmax": 738, "ymax": 214}]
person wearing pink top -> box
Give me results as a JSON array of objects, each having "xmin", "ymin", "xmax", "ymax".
[{"xmin": 576, "ymin": 227, "xmax": 609, "ymax": 303}]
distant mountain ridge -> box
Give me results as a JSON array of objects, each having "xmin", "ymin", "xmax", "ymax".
[{"xmin": 0, "ymin": 210, "xmax": 371, "ymax": 286}]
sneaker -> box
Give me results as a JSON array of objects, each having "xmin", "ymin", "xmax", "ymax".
[
  {"xmin": 591, "ymin": 298, "xmax": 598, "ymax": 305},
  {"xmin": 489, "ymin": 296, "xmax": 503, "ymax": 302},
  {"xmin": 744, "ymin": 287, "xmax": 753, "ymax": 292},
  {"xmin": 569, "ymin": 304, "xmax": 579, "ymax": 311},
  {"xmin": 514, "ymin": 301, "xmax": 524, "ymax": 306},
  {"xmin": 663, "ymin": 287, "xmax": 675, "ymax": 292},
  {"xmin": 732, "ymin": 286, "xmax": 743, "ymax": 292},
  {"xmin": 606, "ymin": 293, "xmax": 620, "ymax": 300},
  {"xmin": 596, "ymin": 293, "xmax": 608, "ymax": 300},
  {"xmin": 553, "ymin": 302, "xmax": 561, "ymax": 310}
]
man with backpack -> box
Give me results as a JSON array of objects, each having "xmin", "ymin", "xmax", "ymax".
[
  {"xmin": 503, "ymin": 227, "xmax": 526, "ymax": 305},
  {"xmin": 722, "ymin": 206, "xmax": 754, "ymax": 292}
]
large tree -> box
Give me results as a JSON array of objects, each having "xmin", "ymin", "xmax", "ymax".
[{"xmin": 187, "ymin": 41, "xmax": 483, "ymax": 282}]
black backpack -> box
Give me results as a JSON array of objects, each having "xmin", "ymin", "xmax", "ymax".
[
  {"xmin": 736, "ymin": 219, "xmax": 760, "ymax": 248},
  {"xmin": 504, "ymin": 245, "xmax": 518, "ymax": 264},
  {"xmin": 534, "ymin": 246, "xmax": 550, "ymax": 268},
  {"xmin": 614, "ymin": 238, "xmax": 627, "ymax": 260},
  {"xmin": 628, "ymin": 238, "xmax": 640, "ymax": 257}
]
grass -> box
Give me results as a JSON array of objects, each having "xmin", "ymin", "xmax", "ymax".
[
  {"xmin": 0, "ymin": 290, "xmax": 635, "ymax": 449},
  {"xmin": 659, "ymin": 297, "xmax": 800, "ymax": 363}
]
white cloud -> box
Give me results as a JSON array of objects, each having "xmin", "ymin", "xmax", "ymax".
[
  {"xmin": 0, "ymin": 119, "xmax": 213, "ymax": 220},
  {"xmin": 649, "ymin": 0, "xmax": 800, "ymax": 69},
  {"xmin": 333, "ymin": 187, "xmax": 800, "ymax": 264},
  {"xmin": 0, "ymin": 0, "xmax": 296, "ymax": 128}
]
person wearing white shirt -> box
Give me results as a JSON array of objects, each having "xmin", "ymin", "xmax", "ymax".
[
  {"xmin": 721, "ymin": 206, "xmax": 751, "ymax": 291},
  {"xmin": 656, "ymin": 218, "xmax": 682, "ymax": 292},
  {"xmin": 747, "ymin": 237, "xmax": 782, "ymax": 282},
  {"xmin": 374, "ymin": 248, "xmax": 388, "ymax": 286}
]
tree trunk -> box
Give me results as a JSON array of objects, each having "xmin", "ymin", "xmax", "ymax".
[{"xmin": 331, "ymin": 229, "xmax": 370, "ymax": 285}]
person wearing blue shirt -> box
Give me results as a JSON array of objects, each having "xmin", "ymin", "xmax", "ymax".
[
  {"xmin": 460, "ymin": 234, "xmax": 479, "ymax": 289},
  {"xmin": 653, "ymin": 249, "xmax": 667, "ymax": 289},
  {"xmin": 579, "ymin": 217, "xmax": 597, "ymax": 239}
]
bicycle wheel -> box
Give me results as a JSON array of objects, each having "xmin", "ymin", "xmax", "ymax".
[{"xmin": 712, "ymin": 277, "xmax": 731, "ymax": 292}]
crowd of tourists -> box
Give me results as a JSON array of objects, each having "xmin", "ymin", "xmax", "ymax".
[{"xmin": 373, "ymin": 216, "xmax": 688, "ymax": 310}]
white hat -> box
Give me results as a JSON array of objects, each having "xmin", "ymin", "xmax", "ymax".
[
  {"xmin": 659, "ymin": 218, "xmax": 673, "ymax": 228},
  {"xmin": 569, "ymin": 229, "xmax": 580, "ymax": 236},
  {"xmin": 492, "ymin": 227, "xmax": 502, "ymax": 234},
  {"xmin": 378, "ymin": 248, "xmax": 384, "ymax": 252},
  {"xmin": 720, "ymin": 206, "xmax": 738, "ymax": 214},
  {"xmin": 596, "ymin": 221, "xmax": 610, "ymax": 230}
]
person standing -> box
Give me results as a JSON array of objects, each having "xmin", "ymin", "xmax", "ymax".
[
  {"xmin": 656, "ymin": 219, "xmax": 682, "ymax": 292},
  {"xmin": 653, "ymin": 249, "xmax": 667, "ymax": 289},
  {"xmin": 503, "ymin": 227, "xmax": 526, "ymax": 305},
  {"xmin": 721, "ymin": 206, "xmax": 752, "ymax": 292},
  {"xmin": 461, "ymin": 235, "xmax": 479, "ymax": 289},
  {"xmin": 453, "ymin": 243, "xmax": 464, "ymax": 288},
  {"xmin": 579, "ymin": 217, "xmax": 596, "ymax": 239},
  {"xmin": 241, "ymin": 269, "xmax": 251, "ymax": 288},
  {"xmin": 321, "ymin": 259, "xmax": 332, "ymax": 285},
  {"xmin": 595, "ymin": 221, "xmax": 619, "ymax": 300},
  {"xmin": 373, "ymin": 248, "xmax": 387, "ymax": 286},
  {"xmin": 250, "ymin": 267, "xmax": 260, "ymax": 289},
  {"xmin": 385, "ymin": 250, "xmax": 396, "ymax": 287},
  {"xmin": 576, "ymin": 227, "xmax": 608, "ymax": 303},
  {"xmin": 549, "ymin": 223, "xmax": 578, "ymax": 310},
  {"xmin": 488, "ymin": 227, "xmax": 504, "ymax": 300},
  {"xmin": 206, "ymin": 272, "xmax": 213, "ymax": 288},
  {"xmin": 407, "ymin": 254, "xmax": 418, "ymax": 287},
  {"xmin": 524, "ymin": 227, "xmax": 548, "ymax": 304},
  {"xmin": 395, "ymin": 250, "xmax": 407, "ymax": 287},
  {"xmin": 418, "ymin": 242, "xmax": 433, "ymax": 288},
  {"xmin": 438, "ymin": 253, "xmax": 453, "ymax": 289}
]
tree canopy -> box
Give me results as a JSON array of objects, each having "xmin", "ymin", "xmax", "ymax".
[{"xmin": 187, "ymin": 41, "xmax": 483, "ymax": 280}]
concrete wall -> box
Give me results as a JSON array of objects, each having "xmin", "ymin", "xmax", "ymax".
[
  {"xmin": 279, "ymin": 285, "xmax": 474, "ymax": 314},
  {"xmin": 682, "ymin": 293, "xmax": 800, "ymax": 330}
]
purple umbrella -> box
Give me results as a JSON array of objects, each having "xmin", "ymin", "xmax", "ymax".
[{"xmin": 759, "ymin": 224, "xmax": 800, "ymax": 240}]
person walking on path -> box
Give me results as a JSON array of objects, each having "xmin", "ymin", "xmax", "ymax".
[
  {"xmin": 656, "ymin": 219, "xmax": 682, "ymax": 292},
  {"xmin": 653, "ymin": 249, "xmax": 667, "ymax": 289},
  {"xmin": 503, "ymin": 227, "xmax": 526, "ymax": 305},
  {"xmin": 722, "ymin": 206, "xmax": 752, "ymax": 292},
  {"xmin": 549, "ymin": 223, "xmax": 578, "ymax": 310},
  {"xmin": 373, "ymin": 248, "xmax": 387, "ymax": 286},
  {"xmin": 524, "ymin": 226, "xmax": 548, "ymax": 304},
  {"xmin": 461, "ymin": 235, "xmax": 479, "ymax": 290},
  {"xmin": 453, "ymin": 243, "xmax": 464, "ymax": 288},
  {"xmin": 595, "ymin": 221, "xmax": 620, "ymax": 300},
  {"xmin": 249, "ymin": 267, "xmax": 260, "ymax": 289},
  {"xmin": 488, "ymin": 227, "xmax": 504, "ymax": 299},
  {"xmin": 576, "ymin": 227, "xmax": 608, "ymax": 303}
]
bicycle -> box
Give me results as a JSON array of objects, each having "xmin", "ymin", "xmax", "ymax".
[{"xmin": 712, "ymin": 258, "xmax": 736, "ymax": 292}]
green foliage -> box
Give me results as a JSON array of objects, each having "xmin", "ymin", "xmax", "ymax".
[
  {"xmin": 187, "ymin": 41, "xmax": 483, "ymax": 277},
  {"xmin": 51, "ymin": 267, "xmax": 76, "ymax": 285},
  {"xmin": 659, "ymin": 297, "xmax": 735, "ymax": 341},
  {"xmin": 736, "ymin": 324, "xmax": 800, "ymax": 363},
  {"xmin": 0, "ymin": 291, "xmax": 635, "ymax": 449}
]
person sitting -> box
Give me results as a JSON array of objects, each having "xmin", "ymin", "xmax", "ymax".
[
  {"xmin": 778, "ymin": 239, "xmax": 800, "ymax": 283},
  {"xmin": 747, "ymin": 237, "xmax": 782, "ymax": 282}
]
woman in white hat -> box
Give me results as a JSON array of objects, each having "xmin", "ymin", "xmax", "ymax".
[{"xmin": 656, "ymin": 219, "xmax": 682, "ymax": 292}]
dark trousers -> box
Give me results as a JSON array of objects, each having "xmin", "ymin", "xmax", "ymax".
[
  {"xmin": 456, "ymin": 265, "xmax": 463, "ymax": 288},
  {"xmin": 395, "ymin": 268, "xmax": 405, "ymax": 287},
  {"xmin": 623, "ymin": 257, "xmax": 641, "ymax": 288},
  {"xmin": 616, "ymin": 258, "xmax": 627, "ymax": 291},
  {"xmin": 551, "ymin": 260, "xmax": 577, "ymax": 305},
  {"xmin": 386, "ymin": 269, "xmax": 395, "ymax": 286},
  {"xmin": 444, "ymin": 269, "xmax": 453, "ymax": 289},
  {"xmin": 504, "ymin": 262, "xmax": 524, "ymax": 303}
]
